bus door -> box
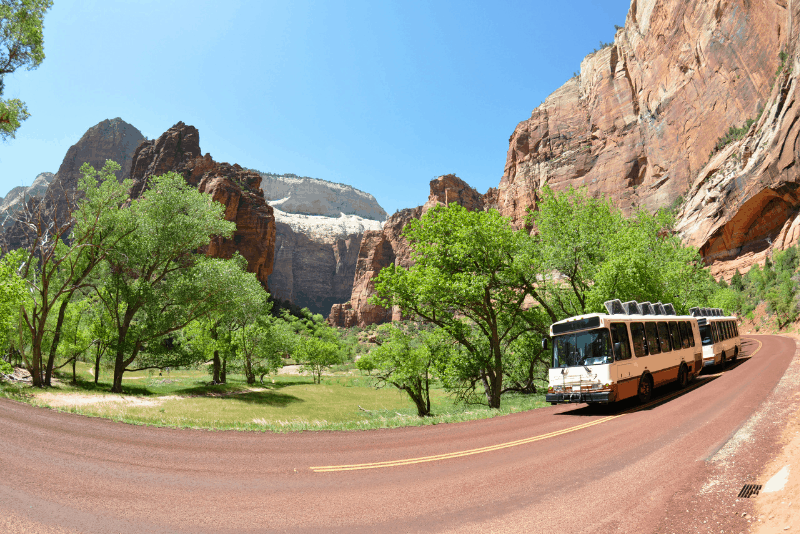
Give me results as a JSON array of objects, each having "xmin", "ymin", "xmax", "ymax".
[{"xmin": 611, "ymin": 322, "xmax": 635, "ymax": 400}]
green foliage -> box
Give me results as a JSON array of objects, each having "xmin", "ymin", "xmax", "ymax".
[
  {"xmin": 714, "ymin": 118, "xmax": 755, "ymax": 152},
  {"xmin": 0, "ymin": 0, "xmax": 53, "ymax": 140},
  {"xmin": 295, "ymin": 336, "xmax": 341, "ymax": 384},
  {"xmin": 0, "ymin": 248, "xmax": 25, "ymax": 350},
  {"xmin": 358, "ymin": 323, "xmax": 452, "ymax": 416},
  {"xmin": 373, "ymin": 204, "xmax": 547, "ymax": 409},
  {"xmin": 0, "ymin": 358, "xmax": 11, "ymax": 374}
]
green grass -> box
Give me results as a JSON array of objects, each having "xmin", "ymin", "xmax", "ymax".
[{"xmin": 0, "ymin": 362, "xmax": 549, "ymax": 432}]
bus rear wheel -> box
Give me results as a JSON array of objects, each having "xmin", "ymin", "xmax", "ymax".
[
  {"xmin": 719, "ymin": 352, "xmax": 727, "ymax": 370},
  {"xmin": 677, "ymin": 364, "xmax": 689, "ymax": 389},
  {"xmin": 732, "ymin": 346, "xmax": 739, "ymax": 362},
  {"xmin": 637, "ymin": 375, "xmax": 653, "ymax": 404}
]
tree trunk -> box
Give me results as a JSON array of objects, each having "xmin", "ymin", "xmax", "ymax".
[
  {"xmin": 94, "ymin": 348, "xmax": 101, "ymax": 385},
  {"xmin": 45, "ymin": 295, "xmax": 72, "ymax": 387},
  {"xmin": 244, "ymin": 355, "xmax": 255, "ymax": 385},
  {"xmin": 111, "ymin": 350, "xmax": 125, "ymax": 393},
  {"xmin": 212, "ymin": 350, "xmax": 221, "ymax": 383},
  {"xmin": 221, "ymin": 356, "xmax": 227, "ymax": 383},
  {"xmin": 72, "ymin": 357, "xmax": 77, "ymax": 385}
]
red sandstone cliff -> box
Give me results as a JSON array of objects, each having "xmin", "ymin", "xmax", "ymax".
[
  {"xmin": 676, "ymin": 0, "xmax": 800, "ymax": 280},
  {"xmin": 328, "ymin": 174, "xmax": 483, "ymax": 327},
  {"xmin": 128, "ymin": 123, "xmax": 276, "ymax": 290},
  {"xmin": 497, "ymin": 0, "xmax": 788, "ymax": 226}
]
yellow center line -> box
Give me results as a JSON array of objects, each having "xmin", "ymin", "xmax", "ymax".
[
  {"xmin": 311, "ymin": 337, "xmax": 765, "ymax": 473},
  {"xmin": 310, "ymin": 415, "xmax": 624, "ymax": 472}
]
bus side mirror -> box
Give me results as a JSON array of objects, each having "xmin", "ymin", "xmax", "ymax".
[
  {"xmin": 614, "ymin": 342, "xmax": 621, "ymax": 354},
  {"xmin": 541, "ymin": 339, "xmax": 548, "ymax": 350}
]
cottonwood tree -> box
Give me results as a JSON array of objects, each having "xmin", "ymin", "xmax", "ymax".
[
  {"xmin": 295, "ymin": 334, "xmax": 340, "ymax": 384},
  {"xmin": 358, "ymin": 323, "xmax": 451, "ymax": 416},
  {"xmin": 372, "ymin": 204, "xmax": 546, "ymax": 409},
  {"xmin": 93, "ymin": 171, "xmax": 268, "ymax": 393},
  {"xmin": 15, "ymin": 160, "xmax": 132, "ymax": 387},
  {"xmin": 0, "ymin": 0, "xmax": 52, "ymax": 140},
  {"xmin": 232, "ymin": 308, "xmax": 297, "ymax": 385}
]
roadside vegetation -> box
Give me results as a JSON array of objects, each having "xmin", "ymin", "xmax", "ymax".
[{"xmin": 0, "ymin": 161, "xmax": 780, "ymax": 430}]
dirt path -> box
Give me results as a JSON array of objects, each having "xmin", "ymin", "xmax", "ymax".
[{"xmin": 0, "ymin": 335, "xmax": 796, "ymax": 533}]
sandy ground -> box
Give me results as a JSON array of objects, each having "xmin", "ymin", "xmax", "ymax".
[
  {"xmin": 34, "ymin": 392, "xmax": 180, "ymax": 408},
  {"xmin": 752, "ymin": 333, "xmax": 800, "ymax": 533}
]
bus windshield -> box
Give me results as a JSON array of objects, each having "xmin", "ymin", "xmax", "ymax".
[
  {"xmin": 699, "ymin": 325, "xmax": 713, "ymax": 346},
  {"xmin": 552, "ymin": 328, "xmax": 613, "ymax": 368}
]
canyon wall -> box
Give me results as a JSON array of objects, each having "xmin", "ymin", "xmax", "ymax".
[
  {"xmin": 0, "ymin": 172, "xmax": 54, "ymax": 228},
  {"xmin": 128, "ymin": 122, "xmax": 276, "ymax": 290},
  {"xmin": 258, "ymin": 172, "xmax": 385, "ymax": 315},
  {"xmin": 676, "ymin": 1, "xmax": 800, "ymax": 279},
  {"xmin": 328, "ymin": 174, "xmax": 483, "ymax": 327},
  {"xmin": 2, "ymin": 118, "xmax": 144, "ymax": 251},
  {"xmin": 496, "ymin": 0, "xmax": 787, "ymax": 226}
]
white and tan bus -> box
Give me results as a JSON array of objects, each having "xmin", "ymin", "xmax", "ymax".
[
  {"xmin": 689, "ymin": 307, "xmax": 741, "ymax": 369},
  {"xmin": 544, "ymin": 299, "xmax": 703, "ymax": 405}
]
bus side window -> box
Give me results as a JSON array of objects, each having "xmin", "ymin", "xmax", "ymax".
[
  {"xmin": 687, "ymin": 322, "xmax": 696, "ymax": 347},
  {"xmin": 610, "ymin": 323, "xmax": 631, "ymax": 361},
  {"xmin": 734, "ymin": 322, "xmax": 739, "ymax": 337},
  {"xmin": 657, "ymin": 322, "xmax": 672, "ymax": 352},
  {"xmin": 726, "ymin": 322, "xmax": 732, "ymax": 339},
  {"xmin": 669, "ymin": 321, "xmax": 681, "ymax": 350},
  {"xmin": 678, "ymin": 322, "xmax": 689, "ymax": 349},
  {"xmin": 645, "ymin": 322, "xmax": 661, "ymax": 355},
  {"xmin": 630, "ymin": 322, "xmax": 647, "ymax": 357},
  {"xmin": 711, "ymin": 323, "xmax": 719, "ymax": 343},
  {"xmin": 722, "ymin": 322, "xmax": 729, "ymax": 339}
]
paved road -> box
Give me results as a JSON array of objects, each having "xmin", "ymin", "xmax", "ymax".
[{"xmin": 0, "ymin": 335, "xmax": 796, "ymax": 533}]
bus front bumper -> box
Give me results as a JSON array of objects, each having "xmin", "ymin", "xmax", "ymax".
[{"xmin": 546, "ymin": 391, "xmax": 616, "ymax": 404}]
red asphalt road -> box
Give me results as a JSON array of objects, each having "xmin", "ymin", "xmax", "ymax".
[{"xmin": 0, "ymin": 335, "xmax": 796, "ymax": 533}]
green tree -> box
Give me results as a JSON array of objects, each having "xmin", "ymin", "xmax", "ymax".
[
  {"xmin": 0, "ymin": 0, "xmax": 52, "ymax": 140},
  {"xmin": 0, "ymin": 248, "xmax": 25, "ymax": 353},
  {"xmin": 359, "ymin": 324, "xmax": 451, "ymax": 416},
  {"xmin": 16, "ymin": 160, "xmax": 132, "ymax": 387},
  {"xmin": 230, "ymin": 301, "xmax": 297, "ymax": 385},
  {"xmin": 372, "ymin": 204, "xmax": 545, "ymax": 409},
  {"xmin": 295, "ymin": 335, "xmax": 340, "ymax": 384},
  {"xmin": 93, "ymin": 171, "xmax": 265, "ymax": 392}
]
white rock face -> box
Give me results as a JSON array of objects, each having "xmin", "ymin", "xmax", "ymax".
[
  {"xmin": 0, "ymin": 172, "xmax": 55, "ymax": 227},
  {"xmin": 258, "ymin": 172, "xmax": 387, "ymax": 221},
  {"xmin": 272, "ymin": 209, "xmax": 383, "ymax": 244}
]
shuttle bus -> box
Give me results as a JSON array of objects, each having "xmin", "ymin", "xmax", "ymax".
[
  {"xmin": 690, "ymin": 307, "xmax": 741, "ymax": 369},
  {"xmin": 544, "ymin": 299, "xmax": 705, "ymax": 405}
]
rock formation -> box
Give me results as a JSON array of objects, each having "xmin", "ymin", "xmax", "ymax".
[
  {"xmin": 0, "ymin": 172, "xmax": 54, "ymax": 228},
  {"xmin": 128, "ymin": 122, "xmax": 276, "ymax": 290},
  {"xmin": 268, "ymin": 212, "xmax": 382, "ymax": 315},
  {"xmin": 676, "ymin": 1, "xmax": 800, "ymax": 280},
  {"xmin": 255, "ymin": 171, "xmax": 386, "ymax": 315},
  {"xmin": 496, "ymin": 0, "xmax": 787, "ymax": 227},
  {"xmin": 259, "ymin": 172, "xmax": 387, "ymax": 220},
  {"xmin": 328, "ymin": 174, "xmax": 483, "ymax": 327},
  {"xmin": 3, "ymin": 118, "xmax": 144, "ymax": 251}
]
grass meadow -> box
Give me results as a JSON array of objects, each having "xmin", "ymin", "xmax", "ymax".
[{"xmin": 0, "ymin": 362, "xmax": 548, "ymax": 432}]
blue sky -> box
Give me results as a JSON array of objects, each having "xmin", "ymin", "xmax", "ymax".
[{"xmin": 1, "ymin": 0, "xmax": 630, "ymax": 215}]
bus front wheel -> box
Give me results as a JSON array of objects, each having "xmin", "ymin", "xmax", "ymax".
[{"xmin": 637, "ymin": 375, "xmax": 653, "ymax": 404}]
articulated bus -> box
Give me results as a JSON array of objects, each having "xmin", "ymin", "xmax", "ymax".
[
  {"xmin": 544, "ymin": 299, "xmax": 707, "ymax": 405},
  {"xmin": 689, "ymin": 307, "xmax": 741, "ymax": 369}
]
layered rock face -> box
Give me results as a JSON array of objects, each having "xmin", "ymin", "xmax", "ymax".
[
  {"xmin": 3, "ymin": 118, "xmax": 144, "ymax": 251},
  {"xmin": 676, "ymin": 2, "xmax": 800, "ymax": 280},
  {"xmin": 0, "ymin": 172, "xmax": 54, "ymax": 228},
  {"xmin": 260, "ymin": 172, "xmax": 386, "ymax": 315},
  {"xmin": 496, "ymin": 0, "xmax": 787, "ymax": 226},
  {"xmin": 128, "ymin": 122, "xmax": 276, "ymax": 290},
  {"xmin": 328, "ymin": 174, "xmax": 483, "ymax": 327},
  {"xmin": 259, "ymin": 172, "xmax": 387, "ymax": 220}
]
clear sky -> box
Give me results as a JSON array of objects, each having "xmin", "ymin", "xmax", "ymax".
[{"xmin": 1, "ymin": 0, "xmax": 630, "ymax": 215}]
